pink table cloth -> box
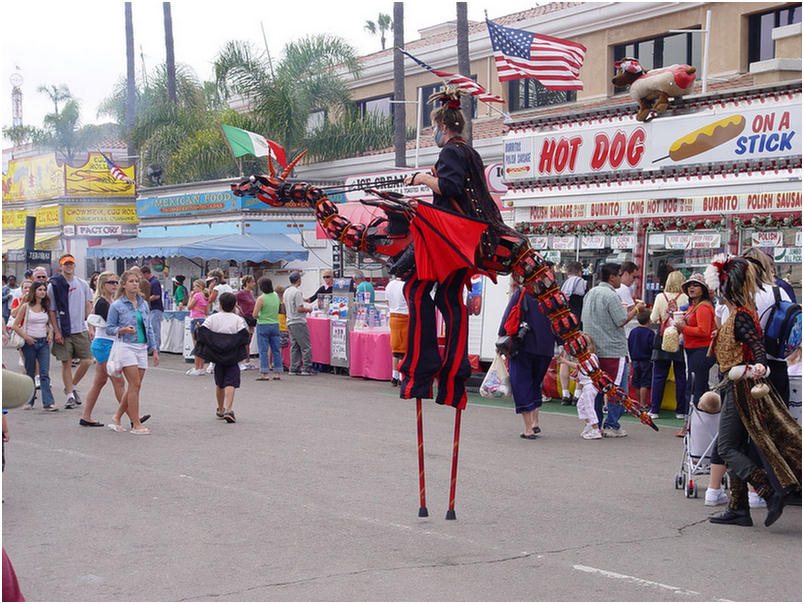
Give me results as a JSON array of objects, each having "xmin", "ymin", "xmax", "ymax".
[
  {"xmin": 349, "ymin": 329, "xmax": 392, "ymax": 380},
  {"xmin": 281, "ymin": 316, "xmax": 331, "ymax": 370}
]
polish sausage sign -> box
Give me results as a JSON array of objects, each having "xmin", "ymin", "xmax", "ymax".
[{"xmin": 504, "ymin": 95, "xmax": 801, "ymax": 181}]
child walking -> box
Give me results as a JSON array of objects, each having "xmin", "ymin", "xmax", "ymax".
[
  {"xmin": 558, "ymin": 333, "xmax": 602, "ymax": 439},
  {"xmin": 193, "ymin": 293, "xmax": 250, "ymax": 423},
  {"xmin": 628, "ymin": 310, "xmax": 655, "ymax": 410}
]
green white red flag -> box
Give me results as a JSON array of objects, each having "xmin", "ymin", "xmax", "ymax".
[{"xmin": 219, "ymin": 124, "xmax": 287, "ymax": 168}]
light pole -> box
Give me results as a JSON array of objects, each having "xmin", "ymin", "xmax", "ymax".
[
  {"xmin": 389, "ymin": 87, "xmax": 423, "ymax": 168},
  {"xmin": 670, "ymin": 9, "xmax": 711, "ymax": 94}
]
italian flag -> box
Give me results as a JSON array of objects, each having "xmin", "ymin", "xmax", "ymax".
[{"xmin": 219, "ymin": 124, "xmax": 287, "ymax": 168}]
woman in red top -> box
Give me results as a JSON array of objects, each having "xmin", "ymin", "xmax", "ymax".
[
  {"xmin": 235, "ymin": 275, "xmax": 257, "ymax": 370},
  {"xmin": 674, "ymin": 273, "xmax": 716, "ymax": 414}
]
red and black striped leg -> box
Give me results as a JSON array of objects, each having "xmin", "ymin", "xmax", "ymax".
[
  {"xmin": 416, "ymin": 398, "xmax": 428, "ymax": 517},
  {"xmin": 445, "ymin": 408, "xmax": 463, "ymax": 520}
]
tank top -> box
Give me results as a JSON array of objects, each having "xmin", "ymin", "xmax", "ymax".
[
  {"xmin": 26, "ymin": 308, "xmax": 49, "ymax": 338},
  {"xmin": 189, "ymin": 292, "xmax": 208, "ymax": 318},
  {"xmin": 257, "ymin": 292, "xmax": 279, "ymax": 325}
]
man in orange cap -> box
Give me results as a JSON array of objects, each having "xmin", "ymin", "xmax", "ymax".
[{"xmin": 47, "ymin": 254, "xmax": 93, "ymax": 409}]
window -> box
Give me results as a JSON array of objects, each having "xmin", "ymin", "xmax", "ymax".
[
  {"xmin": 613, "ymin": 29, "xmax": 701, "ymax": 93},
  {"xmin": 507, "ymin": 80, "xmax": 575, "ymax": 112},
  {"xmin": 419, "ymin": 80, "xmax": 477, "ymax": 129},
  {"xmin": 306, "ymin": 109, "xmax": 326, "ymax": 134},
  {"xmin": 356, "ymin": 95, "xmax": 392, "ymax": 119},
  {"xmin": 748, "ymin": 4, "xmax": 802, "ymax": 63}
]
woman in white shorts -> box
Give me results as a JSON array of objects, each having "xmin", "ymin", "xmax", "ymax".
[{"xmin": 105, "ymin": 270, "xmax": 160, "ymax": 435}]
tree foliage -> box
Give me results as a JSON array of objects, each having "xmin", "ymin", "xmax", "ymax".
[{"xmin": 365, "ymin": 13, "xmax": 393, "ymax": 50}]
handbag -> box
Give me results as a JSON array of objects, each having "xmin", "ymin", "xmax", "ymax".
[
  {"xmin": 6, "ymin": 306, "xmax": 29, "ymax": 349},
  {"xmin": 496, "ymin": 289, "xmax": 530, "ymax": 358},
  {"xmin": 480, "ymin": 353, "xmax": 511, "ymax": 398},
  {"xmin": 106, "ymin": 338, "xmax": 125, "ymax": 378}
]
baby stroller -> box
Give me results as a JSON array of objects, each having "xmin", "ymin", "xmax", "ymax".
[{"xmin": 674, "ymin": 403, "xmax": 723, "ymax": 498}]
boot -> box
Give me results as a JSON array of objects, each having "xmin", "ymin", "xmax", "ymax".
[
  {"xmin": 710, "ymin": 473, "xmax": 752, "ymax": 525},
  {"xmin": 747, "ymin": 468, "xmax": 785, "ymax": 527},
  {"xmin": 709, "ymin": 508, "xmax": 752, "ymax": 526}
]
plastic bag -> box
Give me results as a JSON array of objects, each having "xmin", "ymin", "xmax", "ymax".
[
  {"xmin": 480, "ymin": 354, "xmax": 511, "ymax": 399},
  {"xmin": 106, "ymin": 339, "xmax": 124, "ymax": 378},
  {"xmin": 661, "ymin": 324, "xmax": 680, "ymax": 353}
]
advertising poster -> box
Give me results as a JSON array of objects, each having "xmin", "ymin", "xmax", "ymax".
[
  {"xmin": 65, "ymin": 153, "xmax": 135, "ymax": 196},
  {"xmin": 2, "ymin": 154, "xmax": 64, "ymax": 201}
]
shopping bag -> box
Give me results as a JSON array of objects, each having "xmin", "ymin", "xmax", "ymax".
[
  {"xmin": 106, "ymin": 339, "xmax": 124, "ymax": 378},
  {"xmin": 661, "ymin": 324, "xmax": 680, "ymax": 353},
  {"xmin": 480, "ymin": 353, "xmax": 511, "ymax": 398}
]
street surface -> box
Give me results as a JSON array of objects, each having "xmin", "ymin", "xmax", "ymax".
[{"xmin": 2, "ymin": 349, "xmax": 801, "ymax": 601}]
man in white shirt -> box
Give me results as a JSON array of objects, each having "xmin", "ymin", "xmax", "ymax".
[
  {"xmin": 385, "ymin": 276, "xmax": 408, "ymax": 387},
  {"xmin": 283, "ymin": 271, "xmax": 313, "ymax": 375},
  {"xmin": 617, "ymin": 261, "xmax": 641, "ymax": 337}
]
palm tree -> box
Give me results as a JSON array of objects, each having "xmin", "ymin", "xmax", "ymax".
[
  {"xmin": 37, "ymin": 84, "xmax": 71, "ymax": 113},
  {"xmin": 393, "ymin": 2, "xmax": 405, "ymax": 167},
  {"xmin": 163, "ymin": 2, "xmax": 177, "ymax": 103},
  {"xmin": 364, "ymin": 13, "xmax": 393, "ymax": 50},
  {"xmin": 214, "ymin": 35, "xmax": 361, "ymax": 160}
]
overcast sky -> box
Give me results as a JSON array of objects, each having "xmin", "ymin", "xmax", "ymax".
[{"xmin": 2, "ymin": 0, "xmax": 536, "ymax": 148}]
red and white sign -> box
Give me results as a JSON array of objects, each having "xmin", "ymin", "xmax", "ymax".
[
  {"xmin": 691, "ymin": 233, "xmax": 722, "ymax": 248},
  {"xmin": 751, "ymin": 231, "xmax": 784, "ymax": 247},
  {"xmin": 552, "ymin": 236, "xmax": 576, "ymax": 250},
  {"xmin": 505, "ymin": 97, "xmax": 801, "ymax": 181},
  {"xmin": 611, "ymin": 235, "xmax": 636, "ymax": 249},
  {"xmin": 581, "ymin": 235, "xmax": 606, "ymax": 249},
  {"xmin": 666, "ymin": 234, "xmax": 692, "ymax": 249},
  {"xmin": 527, "ymin": 236, "xmax": 549, "ymax": 249}
]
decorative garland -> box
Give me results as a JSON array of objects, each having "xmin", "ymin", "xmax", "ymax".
[
  {"xmin": 515, "ymin": 220, "xmax": 634, "ymax": 236},
  {"xmin": 733, "ymin": 214, "xmax": 801, "ymax": 229},
  {"xmin": 644, "ymin": 217, "xmax": 727, "ymax": 232}
]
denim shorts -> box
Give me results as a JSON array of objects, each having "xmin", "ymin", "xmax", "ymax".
[{"xmin": 91, "ymin": 338, "xmax": 114, "ymax": 364}]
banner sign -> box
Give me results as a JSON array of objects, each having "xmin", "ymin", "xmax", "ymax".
[
  {"xmin": 611, "ymin": 235, "xmax": 636, "ymax": 249},
  {"xmin": 505, "ymin": 96, "xmax": 801, "ymax": 181},
  {"xmin": 664, "ymin": 233, "xmax": 722, "ymax": 250},
  {"xmin": 751, "ymin": 231, "xmax": 784, "ymax": 247},
  {"xmin": 543, "ymin": 250, "xmax": 562, "ymax": 262},
  {"xmin": 137, "ymin": 190, "xmax": 308, "ymax": 217},
  {"xmin": 2, "ymin": 153, "xmax": 64, "ymax": 201},
  {"xmin": 2, "ymin": 206, "xmax": 61, "ymax": 229},
  {"xmin": 581, "ymin": 235, "xmax": 606, "ymax": 249},
  {"xmin": 797, "ymin": 230, "xmax": 802, "ymax": 247},
  {"xmin": 551, "ymin": 236, "xmax": 576, "ymax": 250},
  {"xmin": 527, "ymin": 236, "xmax": 549, "ymax": 249},
  {"xmin": 774, "ymin": 247, "xmax": 801, "ymax": 264},
  {"xmin": 63, "ymin": 205, "xmax": 137, "ymax": 224},
  {"xmin": 65, "ymin": 153, "xmax": 135, "ymax": 197},
  {"xmin": 665, "ymin": 234, "xmax": 692, "ymax": 249},
  {"xmin": 529, "ymin": 191, "xmax": 801, "ymax": 222}
]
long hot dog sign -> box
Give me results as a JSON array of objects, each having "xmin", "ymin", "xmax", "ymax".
[{"xmin": 504, "ymin": 96, "xmax": 801, "ymax": 181}]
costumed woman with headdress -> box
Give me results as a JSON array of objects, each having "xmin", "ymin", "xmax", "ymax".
[
  {"xmin": 705, "ymin": 255, "xmax": 801, "ymax": 527},
  {"xmin": 399, "ymin": 87, "xmax": 512, "ymax": 409}
]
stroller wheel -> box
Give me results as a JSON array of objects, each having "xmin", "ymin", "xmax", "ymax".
[
  {"xmin": 675, "ymin": 474, "xmax": 684, "ymax": 490},
  {"xmin": 685, "ymin": 481, "xmax": 698, "ymax": 498}
]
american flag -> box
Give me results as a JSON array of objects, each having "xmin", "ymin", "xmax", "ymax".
[
  {"xmin": 486, "ymin": 19, "xmax": 586, "ymax": 90},
  {"xmin": 99, "ymin": 150, "xmax": 134, "ymax": 184},
  {"xmin": 399, "ymin": 48, "xmax": 504, "ymax": 103}
]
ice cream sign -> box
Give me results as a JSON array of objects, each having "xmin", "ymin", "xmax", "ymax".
[{"xmin": 503, "ymin": 96, "xmax": 801, "ymax": 181}]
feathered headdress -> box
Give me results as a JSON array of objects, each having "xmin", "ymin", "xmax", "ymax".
[
  {"xmin": 427, "ymin": 86, "xmax": 467, "ymax": 109},
  {"xmin": 705, "ymin": 254, "xmax": 757, "ymax": 308}
]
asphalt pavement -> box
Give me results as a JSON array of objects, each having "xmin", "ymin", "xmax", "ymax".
[{"xmin": 2, "ymin": 349, "xmax": 801, "ymax": 602}]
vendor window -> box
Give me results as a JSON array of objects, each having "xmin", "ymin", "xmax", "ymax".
[
  {"xmin": 748, "ymin": 4, "xmax": 802, "ymax": 63},
  {"xmin": 508, "ymin": 79, "xmax": 575, "ymax": 112},
  {"xmin": 613, "ymin": 30, "xmax": 701, "ymax": 93}
]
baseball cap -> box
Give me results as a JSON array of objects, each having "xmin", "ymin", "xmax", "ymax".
[
  {"xmin": 59, "ymin": 255, "xmax": 76, "ymax": 265},
  {"xmin": 24, "ymin": 269, "xmax": 33, "ymax": 278}
]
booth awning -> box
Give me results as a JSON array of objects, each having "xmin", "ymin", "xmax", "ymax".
[
  {"xmin": 2, "ymin": 237, "xmax": 24, "ymax": 253},
  {"xmin": 2, "ymin": 233, "xmax": 61, "ymax": 253},
  {"xmin": 86, "ymin": 233, "xmax": 308, "ymax": 263}
]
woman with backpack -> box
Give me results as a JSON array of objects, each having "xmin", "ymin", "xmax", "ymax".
[
  {"xmin": 648, "ymin": 270, "xmax": 688, "ymax": 420},
  {"xmin": 498, "ymin": 277, "xmax": 555, "ymax": 439}
]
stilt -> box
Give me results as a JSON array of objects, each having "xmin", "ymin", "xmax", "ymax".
[
  {"xmin": 416, "ymin": 398, "xmax": 428, "ymax": 517},
  {"xmin": 445, "ymin": 408, "xmax": 462, "ymax": 520}
]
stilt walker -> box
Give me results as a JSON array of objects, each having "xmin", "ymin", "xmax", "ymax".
[{"xmin": 230, "ymin": 87, "xmax": 658, "ymax": 520}]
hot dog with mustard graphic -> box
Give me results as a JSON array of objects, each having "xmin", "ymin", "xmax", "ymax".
[{"xmin": 654, "ymin": 115, "xmax": 746, "ymax": 162}]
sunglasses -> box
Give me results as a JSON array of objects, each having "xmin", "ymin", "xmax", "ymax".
[{"xmin": 106, "ymin": 280, "xmax": 119, "ymax": 285}]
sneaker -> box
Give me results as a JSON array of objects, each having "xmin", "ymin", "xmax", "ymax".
[
  {"xmin": 582, "ymin": 428, "xmax": 603, "ymax": 440},
  {"xmin": 186, "ymin": 368, "xmax": 195, "ymax": 375},
  {"xmin": 238, "ymin": 362, "xmax": 249, "ymax": 371},
  {"xmin": 299, "ymin": 370, "xmax": 314, "ymax": 376},
  {"xmin": 288, "ymin": 371, "xmax": 301, "ymax": 376},
  {"xmin": 705, "ymin": 488, "xmax": 729, "ymax": 506},
  {"xmin": 205, "ymin": 363, "xmax": 215, "ymax": 374},
  {"xmin": 648, "ymin": 412, "xmax": 660, "ymax": 419},
  {"xmin": 541, "ymin": 394, "xmax": 552, "ymax": 403},
  {"xmin": 216, "ymin": 410, "xmax": 226, "ymax": 420},
  {"xmin": 64, "ymin": 395, "xmax": 76, "ymax": 409},
  {"xmin": 35, "ymin": 375, "xmax": 40, "ymax": 389},
  {"xmin": 72, "ymin": 390, "xmax": 82, "ymax": 405},
  {"xmin": 223, "ymin": 410, "xmax": 236, "ymax": 423},
  {"xmin": 561, "ymin": 396, "xmax": 573, "ymax": 406},
  {"xmin": 676, "ymin": 413, "xmax": 686, "ymax": 419},
  {"xmin": 602, "ymin": 426, "xmax": 627, "ymax": 438},
  {"xmin": 246, "ymin": 362, "xmax": 258, "ymax": 370},
  {"xmin": 749, "ymin": 491, "xmax": 767, "ymax": 509}
]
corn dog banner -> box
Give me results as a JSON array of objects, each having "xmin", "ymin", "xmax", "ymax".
[
  {"xmin": 504, "ymin": 96, "xmax": 801, "ymax": 181},
  {"xmin": 527, "ymin": 191, "xmax": 801, "ymax": 222}
]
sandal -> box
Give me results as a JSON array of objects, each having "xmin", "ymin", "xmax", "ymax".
[
  {"xmin": 255, "ymin": 376, "xmax": 271, "ymax": 381},
  {"xmin": 23, "ymin": 403, "xmax": 33, "ymax": 410},
  {"xmin": 130, "ymin": 427, "xmax": 151, "ymax": 435},
  {"xmin": 107, "ymin": 423, "xmax": 127, "ymax": 432}
]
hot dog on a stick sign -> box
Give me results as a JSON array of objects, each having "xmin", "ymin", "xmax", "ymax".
[{"xmin": 504, "ymin": 95, "xmax": 800, "ymax": 180}]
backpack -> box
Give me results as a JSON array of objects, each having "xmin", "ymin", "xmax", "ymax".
[
  {"xmin": 761, "ymin": 286, "xmax": 802, "ymax": 359},
  {"xmin": 496, "ymin": 289, "xmax": 530, "ymax": 357}
]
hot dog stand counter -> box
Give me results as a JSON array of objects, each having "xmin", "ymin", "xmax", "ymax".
[{"xmin": 502, "ymin": 81, "xmax": 802, "ymax": 297}]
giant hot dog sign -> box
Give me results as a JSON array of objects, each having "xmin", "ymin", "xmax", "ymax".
[{"xmin": 504, "ymin": 96, "xmax": 801, "ymax": 181}]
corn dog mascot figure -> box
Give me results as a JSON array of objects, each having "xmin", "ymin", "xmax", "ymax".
[
  {"xmin": 612, "ymin": 57, "xmax": 696, "ymax": 122},
  {"xmin": 231, "ymin": 86, "xmax": 658, "ymax": 520},
  {"xmin": 706, "ymin": 255, "xmax": 801, "ymax": 528}
]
